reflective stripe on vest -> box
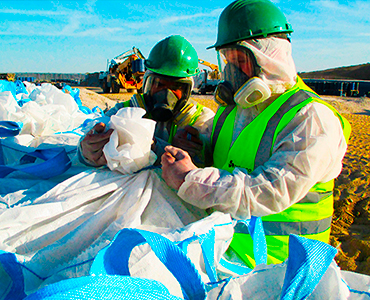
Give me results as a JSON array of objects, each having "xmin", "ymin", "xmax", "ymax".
[
  {"xmin": 211, "ymin": 105, "xmax": 236, "ymax": 152},
  {"xmin": 254, "ymin": 90, "xmax": 318, "ymax": 167},
  {"xmin": 234, "ymin": 215, "xmax": 332, "ymax": 236},
  {"xmin": 169, "ymin": 102, "xmax": 205, "ymax": 144},
  {"xmin": 127, "ymin": 94, "xmax": 147, "ymax": 109}
]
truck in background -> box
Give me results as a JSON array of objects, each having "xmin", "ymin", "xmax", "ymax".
[
  {"xmin": 193, "ymin": 59, "xmax": 220, "ymax": 95},
  {"xmin": 99, "ymin": 47, "xmax": 146, "ymax": 93}
]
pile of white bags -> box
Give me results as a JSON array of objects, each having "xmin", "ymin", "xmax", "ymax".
[
  {"xmin": 0, "ymin": 83, "xmax": 98, "ymax": 137},
  {"xmin": 0, "ymin": 105, "xmax": 208, "ymax": 294}
]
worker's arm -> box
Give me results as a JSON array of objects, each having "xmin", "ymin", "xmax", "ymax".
[
  {"xmin": 77, "ymin": 101, "xmax": 130, "ymax": 167},
  {"xmin": 162, "ymin": 102, "xmax": 348, "ymax": 220},
  {"xmin": 161, "ymin": 146, "xmax": 198, "ymax": 189}
]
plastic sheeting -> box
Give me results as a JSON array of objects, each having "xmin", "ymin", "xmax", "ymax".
[{"xmin": 0, "ymin": 81, "xmax": 101, "ymax": 137}]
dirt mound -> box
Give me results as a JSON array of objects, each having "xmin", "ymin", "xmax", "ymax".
[
  {"xmin": 79, "ymin": 87, "xmax": 120, "ymax": 111},
  {"xmin": 300, "ymin": 63, "xmax": 370, "ymax": 80},
  {"xmin": 331, "ymin": 113, "xmax": 370, "ymax": 275}
]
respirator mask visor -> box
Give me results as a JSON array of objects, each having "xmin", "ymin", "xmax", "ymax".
[
  {"xmin": 214, "ymin": 45, "xmax": 271, "ymax": 108},
  {"xmin": 143, "ymin": 73, "xmax": 192, "ymax": 122}
]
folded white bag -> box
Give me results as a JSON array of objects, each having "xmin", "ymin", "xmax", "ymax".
[{"xmin": 103, "ymin": 107, "xmax": 157, "ymax": 174}]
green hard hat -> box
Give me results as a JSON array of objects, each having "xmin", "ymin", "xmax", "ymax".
[
  {"xmin": 208, "ymin": 0, "xmax": 293, "ymax": 49},
  {"xmin": 145, "ymin": 35, "xmax": 200, "ymax": 78}
]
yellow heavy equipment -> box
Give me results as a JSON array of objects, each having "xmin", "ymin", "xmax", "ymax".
[
  {"xmin": 0, "ymin": 73, "xmax": 15, "ymax": 81},
  {"xmin": 198, "ymin": 59, "xmax": 220, "ymax": 80},
  {"xmin": 99, "ymin": 47, "xmax": 146, "ymax": 93},
  {"xmin": 194, "ymin": 59, "xmax": 220, "ymax": 95}
]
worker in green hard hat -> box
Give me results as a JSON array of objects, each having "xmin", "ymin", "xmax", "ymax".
[
  {"xmin": 161, "ymin": 0, "xmax": 351, "ymax": 268},
  {"xmin": 79, "ymin": 35, "xmax": 214, "ymax": 167}
]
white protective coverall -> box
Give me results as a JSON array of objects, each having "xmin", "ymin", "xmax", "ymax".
[{"xmin": 177, "ymin": 37, "xmax": 348, "ymax": 220}]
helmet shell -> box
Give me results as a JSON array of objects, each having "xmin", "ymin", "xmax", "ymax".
[
  {"xmin": 145, "ymin": 35, "xmax": 200, "ymax": 77},
  {"xmin": 208, "ymin": 0, "xmax": 293, "ymax": 49}
]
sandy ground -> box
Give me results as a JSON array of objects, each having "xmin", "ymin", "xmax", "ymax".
[{"xmin": 79, "ymin": 87, "xmax": 370, "ymax": 276}]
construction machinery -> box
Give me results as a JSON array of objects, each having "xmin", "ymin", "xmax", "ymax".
[
  {"xmin": 99, "ymin": 47, "xmax": 146, "ymax": 93},
  {"xmin": 0, "ymin": 73, "xmax": 15, "ymax": 81},
  {"xmin": 193, "ymin": 59, "xmax": 220, "ymax": 95}
]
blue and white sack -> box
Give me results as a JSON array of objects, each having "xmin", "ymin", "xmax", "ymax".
[{"xmin": 21, "ymin": 220, "xmax": 370, "ymax": 300}]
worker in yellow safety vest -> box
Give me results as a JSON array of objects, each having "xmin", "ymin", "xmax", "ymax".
[
  {"xmin": 78, "ymin": 35, "xmax": 214, "ymax": 167},
  {"xmin": 161, "ymin": 0, "xmax": 351, "ymax": 268}
]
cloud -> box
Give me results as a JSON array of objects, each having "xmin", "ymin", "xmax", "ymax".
[
  {"xmin": 159, "ymin": 8, "xmax": 222, "ymax": 24},
  {"xmin": 0, "ymin": 8, "xmax": 66, "ymax": 17},
  {"xmin": 0, "ymin": 3, "xmax": 220, "ymax": 42}
]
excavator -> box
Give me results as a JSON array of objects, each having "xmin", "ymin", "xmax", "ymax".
[
  {"xmin": 194, "ymin": 59, "xmax": 220, "ymax": 95},
  {"xmin": 0, "ymin": 73, "xmax": 15, "ymax": 81},
  {"xmin": 99, "ymin": 47, "xmax": 146, "ymax": 93}
]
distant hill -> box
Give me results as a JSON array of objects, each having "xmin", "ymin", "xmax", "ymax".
[{"xmin": 299, "ymin": 63, "xmax": 370, "ymax": 80}]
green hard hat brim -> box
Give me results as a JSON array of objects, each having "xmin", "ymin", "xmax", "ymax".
[
  {"xmin": 145, "ymin": 64, "xmax": 200, "ymax": 78},
  {"xmin": 207, "ymin": 0, "xmax": 293, "ymax": 49}
]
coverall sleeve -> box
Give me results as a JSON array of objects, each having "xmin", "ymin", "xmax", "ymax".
[{"xmin": 177, "ymin": 102, "xmax": 348, "ymax": 220}]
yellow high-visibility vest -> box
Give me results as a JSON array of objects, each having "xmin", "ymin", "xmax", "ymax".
[{"xmin": 211, "ymin": 77, "xmax": 351, "ymax": 268}]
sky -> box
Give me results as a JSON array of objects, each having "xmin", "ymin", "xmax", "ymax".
[{"xmin": 0, "ymin": 0, "xmax": 369, "ymax": 74}]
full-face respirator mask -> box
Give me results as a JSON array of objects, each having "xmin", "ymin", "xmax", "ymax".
[
  {"xmin": 214, "ymin": 46, "xmax": 271, "ymax": 109},
  {"xmin": 143, "ymin": 72, "xmax": 193, "ymax": 122}
]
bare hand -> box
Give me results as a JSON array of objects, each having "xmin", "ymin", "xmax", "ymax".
[
  {"xmin": 80, "ymin": 122, "xmax": 114, "ymax": 166},
  {"xmin": 161, "ymin": 145, "xmax": 197, "ymax": 190},
  {"xmin": 172, "ymin": 125, "xmax": 203, "ymax": 158}
]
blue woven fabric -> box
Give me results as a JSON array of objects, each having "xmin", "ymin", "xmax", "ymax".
[
  {"xmin": 0, "ymin": 121, "xmax": 22, "ymax": 137},
  {"xmin": 0, "ymin": 251, "xmax": 27, "ymax": 300},
  {"xmin": 24, "ymin": 275, "xmax": 183, "ymax": 300},
  {"xmin": 90, "ymin": 228, "xmax": 206, "ymax": 300},
  {"xmin": 280, "ymin": 234, "xmax": 337, "ymax": 300},
  {"xmin": 198, "ymin": 228, "xmax": 217, "ymax": 282},
  {"xmin": 236, "ymin": 217, "xmax": 267, "ymax": 266},
  {"xmin": 0, "ymin": 80, "xmax": 17, "ymax": 99},
  {"xmin": 0, "ymin": 147, "xmax": 71, "ymax": 179},
  {"xmin": 176, "ymin": 228, "xmax": 217, "ymax": 282},
  {"xmin": 14, "ymin": 80, "xmax": 28, "ymax": 95},
  {"xmin": 248, "ymin": 216, "xmax": 267, "ymax": 265}
]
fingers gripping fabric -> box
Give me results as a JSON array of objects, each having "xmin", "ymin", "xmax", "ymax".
[
  {"xmin": 280, "ymin": 234, "xmax": 337, "ymax": 300},
  {"xmin": 90, "ymin": 228, "xmax": 207, "ymax": 300}
]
